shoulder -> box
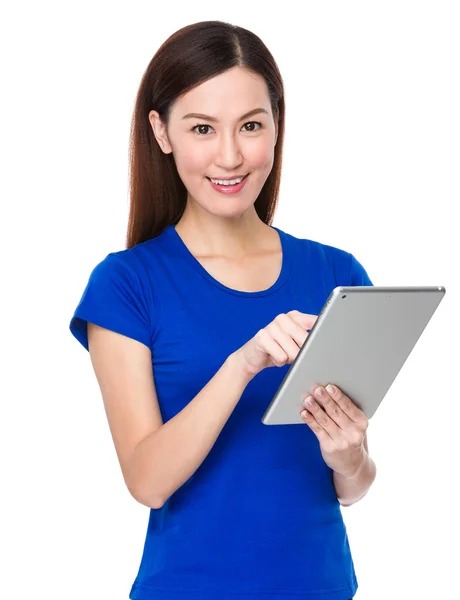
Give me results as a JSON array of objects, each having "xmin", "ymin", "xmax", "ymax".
[
  {"xmin": 281, "ymin": 228, "xmax": 372, "ymax": 286},
  {"xmin": 100, "ymin": 234, "xmax": 165, "ymax": 283},
  {"xmin": 282, "ymin": 228, "xmax": 353, "ymax": 271}
]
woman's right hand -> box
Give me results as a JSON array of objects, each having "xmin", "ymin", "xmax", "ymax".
[{"xmin": 233, "ymin": 310, "xmax": 318, "ymax": 381}]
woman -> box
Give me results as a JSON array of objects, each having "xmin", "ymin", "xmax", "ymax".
[{"xmin": 69, "ymin": 20, "xmax": 376, "ymax": 600}]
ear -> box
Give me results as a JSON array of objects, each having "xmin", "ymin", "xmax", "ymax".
[{"xmin": 149, "ymin": 110, "xmax": 173, "ymax": 154}]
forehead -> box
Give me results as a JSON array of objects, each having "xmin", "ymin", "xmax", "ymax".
[{"xmin": 171, "ymin": 68, "xmax": 270, "ymax": 118}]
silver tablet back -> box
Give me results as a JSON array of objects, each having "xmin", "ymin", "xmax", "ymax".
[{"xmin": 262, "ymin": 286, "xmax": 446, "ymax": 425}]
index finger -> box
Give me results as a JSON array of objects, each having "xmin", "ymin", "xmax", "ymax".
[{"xmin": 287, "ymin": 310, "xmax": 318, "ymax": 332}]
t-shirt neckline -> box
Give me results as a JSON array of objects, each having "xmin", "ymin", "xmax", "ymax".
[{"xmin": 165, "ymin": 224, "xmax": 292, "ymax": 298}]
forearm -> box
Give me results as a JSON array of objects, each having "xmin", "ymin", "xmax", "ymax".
[
  {"xmin": 127, "ymin": 352, "xmax": 252, "ymax": 509},
  {"xmin": 333, "ymin": 450, "xmax": 377, "ymax": 507}
]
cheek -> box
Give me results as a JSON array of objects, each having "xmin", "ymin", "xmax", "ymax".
[
  {"xmin": 178, "ymin": 146, "xmax": 208, "ymax": 172},
  {"xmin": 171, "ymin": 135, "xmax": 209, "ymax": 173},
  {"xmin": 245, "ymin": 141, "xmax": 275, "ymax": 172}
]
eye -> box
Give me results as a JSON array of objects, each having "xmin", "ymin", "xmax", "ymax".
[
  {"xmin": 191, "ymin": 121, "xmax": 262, "ymax": 135},
  {"xmin": 242, "ymin": 121, "xmax": 262, "ymax": 132}
]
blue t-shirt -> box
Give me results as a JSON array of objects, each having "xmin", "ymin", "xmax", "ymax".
[{"xmin": 69, "ymin": 224, "xmax": 373, "ymax": 600}]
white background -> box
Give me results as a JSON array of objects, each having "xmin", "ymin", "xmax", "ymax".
[{"xmin": 2, "ymin": 1, "xmax": 458, "ymax": 599}]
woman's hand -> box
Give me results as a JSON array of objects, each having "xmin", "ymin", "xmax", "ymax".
[
  {"xmin": 300, "ymin": 384, "xmax": 369, "ymax": 478},
  {"xmin": 234, "ymin": 310, "xmax": 318, "ymax": 381}
]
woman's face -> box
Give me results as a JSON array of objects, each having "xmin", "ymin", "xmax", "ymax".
[{"xmin": 149, "ymin": 66, "xmax": 278, "ymax": 217}]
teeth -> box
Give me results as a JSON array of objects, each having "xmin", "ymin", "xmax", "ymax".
[{"xmin": 209, "ymin": 175, "xmax": 245, "ymax": 186}]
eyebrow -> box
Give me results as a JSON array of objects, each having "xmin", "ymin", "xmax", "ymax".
[{"xmin": 181, "ymin": 108, "xmax": 269, "ymax": 122}]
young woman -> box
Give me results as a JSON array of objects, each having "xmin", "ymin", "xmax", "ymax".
[{"xmin": 70, "ymin": 20, "xmax": 376, "ymax": 600}]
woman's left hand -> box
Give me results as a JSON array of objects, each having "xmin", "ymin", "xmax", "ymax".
[{"xmin": 301, "ymin": 384, "xmax": 369, "ymax": 478}]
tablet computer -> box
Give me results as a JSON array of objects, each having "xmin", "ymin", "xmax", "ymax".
[{"xmin": 262, "ymin": 286, "xmax": 446, "ymax": 425}]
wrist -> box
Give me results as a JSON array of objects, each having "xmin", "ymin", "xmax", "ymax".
[
  {"xmin": 336, "ymin": 449, "xmax": 368, "ymax": 480},
  {"xmin": 227, "ymin": 350, "xmax": 255, "ymax": 387}
]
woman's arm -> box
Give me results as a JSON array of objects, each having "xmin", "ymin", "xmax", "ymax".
[
  {"xmin": 127, "ymin": 351, "xmax": 252, "ymax": 508},
  {"xmin": 333, "ymin": 435, "xmax": 377, "ymax": 506}
]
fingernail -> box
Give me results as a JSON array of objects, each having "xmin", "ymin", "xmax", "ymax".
[{"xmin": 326, "ymin": 384, "xmax": 335, "ymax": 394}]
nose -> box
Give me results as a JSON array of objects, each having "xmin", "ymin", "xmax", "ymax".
[{"xmin": 214, "ymin": 131, "xmax": 244, "ymax": 170}]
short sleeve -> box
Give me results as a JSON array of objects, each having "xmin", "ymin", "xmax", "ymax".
[
  {"xmin": 69, "ymin": 253, "xmax": 152, "ymax": 351},
  {"xmin": 348, "ymin": 253, "xmax": 374, "ymax": 286}
]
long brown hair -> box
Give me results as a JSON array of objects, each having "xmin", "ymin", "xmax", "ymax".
[{"xmin": 126, "ymin": 20, "xmax": 285, "ymax": 249}]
